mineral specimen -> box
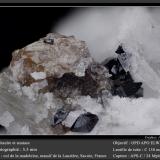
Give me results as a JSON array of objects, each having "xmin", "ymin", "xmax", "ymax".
[
  {"xmin": 9, "ymin": 33, "xmax": 113, "ymax": 107},
  {"xmin": 116, "ymin": 44, "xmax": 132, "ymax": 72},
  {"xmin": 103, "ymin": 45, "xmax": 143, "ymax": 98},
  {"xmin": 1, "ymin": 33, "xmax": 143, "ymax": 135},
  {"xmin": 10, "ymin": 33, "xmax": 93, "ymax": 91},
  {"xmin": 62, "ymin": 109, "xmax": 86, "ymax": 128},
  {"xmin": 115, "ymin": 45, "xmax": 125, "ymax": 54},
  {"xmin": 52, "ymin": 63, "xmax": 111, "ymax": 99},
  {"xmin": 2, "ymin": 33, "xmax": 110, "ymax": 134},
  {"xmin": 71, "ymin": 112, "xmax": 99, "ymax": 133},
  {"xmin": 51, "ymin": 107, "xmax": 70, "ymax": 126},
  {"xmin": 113, "ymin": 82, "xmax": 143, "ymax": 98}
]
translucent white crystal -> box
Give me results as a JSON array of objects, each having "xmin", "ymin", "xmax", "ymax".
[
  {"xmin": 20, "ymin": 125, "xmax": 31, "ymax": 135},
  {"xmin": 0, "ymin": 111, "xmax": 14, "ymax": 128},
  {"xmin": 62, "ymin": 110, "xmax": 85, "ymax": 128},
  {"xmin": 30, "ymin": 72, "xmax": 46, "ymax": 80},
  {"xmin": 118, "ymin": 52, "xmax": 132, "ymax": 72}
]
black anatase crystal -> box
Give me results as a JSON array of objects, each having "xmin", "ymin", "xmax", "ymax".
[
  {"xmin": 114, "ymin": 82, "xmax": 143, "ymax": 98},
  {"xmin": 52, "ymin": 108, "xmax": 69, "ymax": 127},
  {"xmin": 0, "ymin": 124, "xmax": 7, "ymax": 134},
  {"xmin": 115, "ymin": 45, "xmax": 125, "ymax": 54},
  {"xmin": 102, "ymin": 44, "xmax": 143, "ymax": 98},
  {"xmin": 71, "ymin": 112, "xmax": 99, "ymax": 133},
  {"xmin": 103, "ymin": 58, "xmax": 133, "ymax": 81},
  {"xmin": 43, "ymin": 38, "xmax": 54, "ymax": 45},
  {"xmin": 105, "ymin": 58, "xmax": 143, "ymax": 98}
]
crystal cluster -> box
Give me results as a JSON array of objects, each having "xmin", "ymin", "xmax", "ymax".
[
  {"xmin": 10, "ymin": 33, "xmax": 93, "ymax": 91},
  {"xmin": 0, "ymin": 33, "xmax": 112, "ymax": 134},
  {"xmin": 0, "ymin": 34, "xmax": 143, "ymax": 135}
]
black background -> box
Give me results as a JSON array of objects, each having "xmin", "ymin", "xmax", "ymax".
[{"xmin": 0, "ymin": 7, "xmax": 75, "ymax": 71}]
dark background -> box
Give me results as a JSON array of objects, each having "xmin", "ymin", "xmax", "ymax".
[{"xmin": 0, "ymin": 7, "xmax": 75, "ymax": 71}]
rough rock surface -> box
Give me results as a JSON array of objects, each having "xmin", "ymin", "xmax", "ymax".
[
  {"xmin": 10, "ymin": 33, "xmax": 93, "ymax": 91},
  {"xmin": 52, "ymin": 63, "xmax": 111, "ymax": 99},
  {"xmin": 9, "ymin": 33, "xmax": 111, "ymax": 102},
  {"xmin": 0, "ymin": 36, "xmax": 144, "ymax": 134},
  {"xmin": 0, "ymin": 33, "xmax": 111, "ymax": 134},
  {"xmin": 0, "ymin": 33, "xmax": 118, "ymax": 135}
]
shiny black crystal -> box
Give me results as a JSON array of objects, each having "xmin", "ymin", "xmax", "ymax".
[
  {"xmin": 71, "ymin": 112, "xmax": 99, "ymax": 133},
  {"xmin": 52, "ymin": 108, "xmax": 69, "ymax": 127},
  {"xmin": 43, "ymin": 38, "xmax": 54, "ymax": 45}
]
